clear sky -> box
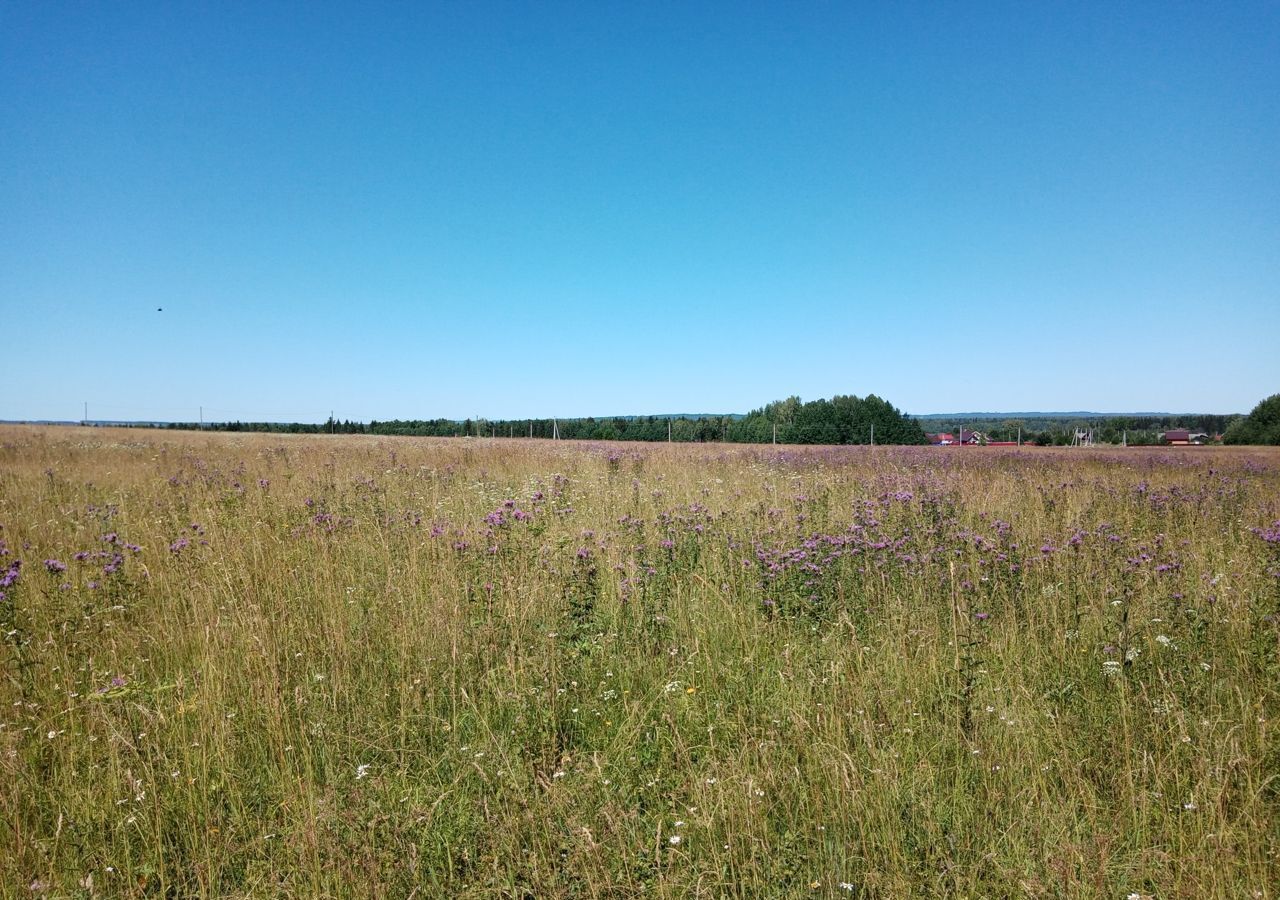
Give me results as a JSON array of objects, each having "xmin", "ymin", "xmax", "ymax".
[{"xmin": 3, "ymin": 1, "xmax": 1277, "ymax": 422}]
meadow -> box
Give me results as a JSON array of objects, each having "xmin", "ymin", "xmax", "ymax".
[{"xmin": 1, "ymin": 426, "xmax": 1278, "ymax": 898}]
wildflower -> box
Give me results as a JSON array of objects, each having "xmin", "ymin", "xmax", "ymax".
[
  {"xmin": 973, "ymin": 611, "xmax": 990, "ymax": 621},
  {"xmin": 355, "ymin": 764, "xmax": 371, "ymax": 780},
  {"xmin": 668, "ymin": 835, "xmax": 682, "ymax": 845},
  {"xmin": 44, "ymin": 559, "xmax": 66, "ymax": 573}
]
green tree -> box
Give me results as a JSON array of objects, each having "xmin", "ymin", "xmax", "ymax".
[{"xmin": 1223, "ymin": 394, "xmax": 1280, "ymax": 445}]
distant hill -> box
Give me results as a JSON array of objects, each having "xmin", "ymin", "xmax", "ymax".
[
  {"xmin": 601, "ymin": 413, "xmax": 746, "ymax": 421},
  {"xmin": 913, "ymin": 411, "xmax": 1184, "ymax": 420}
]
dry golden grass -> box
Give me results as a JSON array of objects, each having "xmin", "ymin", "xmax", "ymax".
[{"xmin": 1, "ymin": 426, "xmax": 1278, "ymax": 898}]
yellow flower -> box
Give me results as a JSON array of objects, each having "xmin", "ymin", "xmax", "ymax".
[{"xmin": 686, "ymin": 686, "xmax": 697, "ymax": 694}]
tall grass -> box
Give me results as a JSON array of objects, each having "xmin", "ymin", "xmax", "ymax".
[{"xmin": 1, "ymin": 426, "xmax": 1277, "ymax": 898}]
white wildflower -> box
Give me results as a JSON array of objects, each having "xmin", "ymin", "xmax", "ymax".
[{"xmin": 355, "ymin": 764, "xmax": 371, "ymax": 780}]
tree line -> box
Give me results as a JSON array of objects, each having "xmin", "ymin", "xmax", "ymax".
[
  {"xmin": 921, "ymin": 414, "xmax": 1241, "ymax": 446},
  {"xmin": 158, "ymin": 393, "xmax": 929, "ymax": 445}
]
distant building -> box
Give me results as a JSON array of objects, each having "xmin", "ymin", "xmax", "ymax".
[
  {"xmin": 926, "ymin": 431, "xmax": 983, "ymax": 446},
  {"xmin": 1160, "ymin": 430, "xmax": 1210, "ymax": 445}
]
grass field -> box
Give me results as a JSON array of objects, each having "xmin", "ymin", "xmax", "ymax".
[{"xmin": 1, "ymin": 426, "xmax": 1278, "ymax": 898}]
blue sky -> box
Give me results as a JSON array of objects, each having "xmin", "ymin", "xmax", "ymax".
[{"xmin": 3, "ymin": 1, "xmax": 1277, "ymax": 422}]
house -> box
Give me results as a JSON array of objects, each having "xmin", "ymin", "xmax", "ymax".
[
  {"xmin": 1161, "ymin": 429, "xmax": 1193, "ymax": 445},
  {"xmin": 926, "ymin": 431, "xmax": 984, "ymax": 446},
  {"xmin": 1160, "ymin": 430, "xmax": 1212, "ymax": 445}
]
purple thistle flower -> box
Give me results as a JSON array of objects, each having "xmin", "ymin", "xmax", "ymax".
[
  {"xmin": 973, "ymin": 611, "xmax": 990, "ymax": 621},
  {"xmin": 44, "ymin": 559, "xmax": 67, "ymax": 573},
  {"xmin": 1252, "ymin": 521, "xmax": 1280, "ymax": 544}
]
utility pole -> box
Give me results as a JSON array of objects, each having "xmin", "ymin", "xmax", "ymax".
[
  {"xmin": 1017, "ymin": 426, "xmax": 1021, "ymax": 446},
  {"xmin": 83, "ymin": 401, "xmax": 88, "ymax": 426},
  {"xmin": 772, "ymin": 423, "xmax": 777, "ymax": 445},
  {"xmin": 668, "ymin": 419, "xmax": 672, "ymax": 442},
  {"xmin": 529, "ymin": 421, "xmax": 533, "ymax": 438},
  {"xmin": 870, "ymin": 423, "xmax": 875, "ymax": 446},
  {"xmin": 330, "ymin": 412, "xmax": 334, "ymax": 434},
  {"xmin": 199, "ymin": 406, "xmax": 203, "ymax": 430}
]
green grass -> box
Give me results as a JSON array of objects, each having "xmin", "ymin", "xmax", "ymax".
[{"xmin": 1, "ymin": 427, "xmax": 1277, "ymax": 897}]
